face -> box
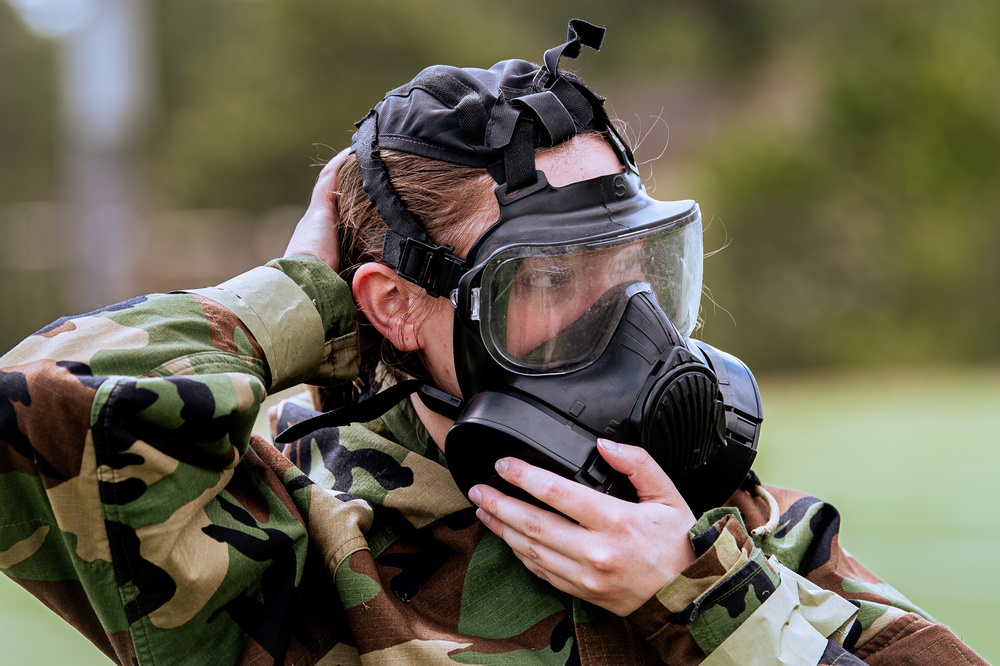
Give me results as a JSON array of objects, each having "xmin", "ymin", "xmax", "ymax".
[{"xmin": 414, "ymin": 134, "xmax": 623, "ymax": 397}]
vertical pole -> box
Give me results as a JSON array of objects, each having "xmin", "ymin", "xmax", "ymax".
[{"xmin": 60, "ymin": 0, "xmax": 151, "ymax": 312}]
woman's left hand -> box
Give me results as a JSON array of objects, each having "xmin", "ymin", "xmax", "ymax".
[
  {"xmin": 283, "ymin": 147, "xmax": 352, "ymax": 272},
  {"xmin": 468, "ymin": 438, "xmax": 697, "ymax": 616}
]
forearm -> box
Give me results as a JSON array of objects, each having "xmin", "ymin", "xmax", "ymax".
[{"xmin": 0, "ymin": 256, "xmax": 357, "ymax": 662}]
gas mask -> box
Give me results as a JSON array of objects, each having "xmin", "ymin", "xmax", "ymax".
[
  {"xmin": 277, "ymin": 19, "xmax": 763, "ymax": 515},
  {"xmin": 445, "ymin": 167, "xmax": 762, "ymax": 514}
]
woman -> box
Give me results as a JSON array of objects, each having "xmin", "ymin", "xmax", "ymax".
[{"xmin": 0, "ymin": 20, "xmax": 985, "ymax": 665}]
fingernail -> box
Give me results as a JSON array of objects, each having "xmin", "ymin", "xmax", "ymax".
[
  {"xmin": 477, "ymin": 509, "xmax": 492, "ymax": 526},
  {"xmin": 598, "ymin": 438, "xmax": 621, "ymax": 453},
  {"xmin": 495, "ymin": 459, "xmax": 509, "ymax": 475},
  {"xmin": 468, "ymin": 486, "xmax": 482, "ymax": 506}
]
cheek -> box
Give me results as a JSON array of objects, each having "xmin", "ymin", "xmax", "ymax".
[{"xmin": 417, "ymin": 299, "xmax": 461, "ymax": 395}]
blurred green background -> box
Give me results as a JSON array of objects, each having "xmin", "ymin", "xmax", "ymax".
[{"xmin": 1, "ymin": 0, "xmax": 997, "ymax": 663}]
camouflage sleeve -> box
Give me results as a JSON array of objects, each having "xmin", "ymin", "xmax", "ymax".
[
  {"xmin": 627, "ymin": 488, "xmax": 988, "ymax": 665},
  {"xmin": 183, "ymin": 256, "xmax": 358, "ymax": 390},
  {"xmin": 0, "ymin": 256, "xmax": 356, "ymax": 663}
]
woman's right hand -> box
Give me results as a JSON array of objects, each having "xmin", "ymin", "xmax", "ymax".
[
  {"xmin": 284, "ymin": 147, "xmax": 352, "ymax": 272},
  {"xmin": 468, "ymin": 439, "xmax": 698, "ymax": 617}
]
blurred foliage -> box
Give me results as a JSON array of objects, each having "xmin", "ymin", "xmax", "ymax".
[
  {"xmin": 0, "ymin": 2, "xmax": 58, "ymax": 203},
  {"xmin": 2, "ymin": 0, "xmax": 999, "ymax": 371},
  {"xmin": 692, "ymin": 1, "xmax": 1000, "ymax": 370},
  {"xmin": 144, "ymin": 0, "xmax": 783, "ymax": 211}
]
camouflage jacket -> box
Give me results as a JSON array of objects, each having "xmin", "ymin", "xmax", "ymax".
[{"xmin": 0, "ymin": 257, "xmax": 986, "ymax": 665}]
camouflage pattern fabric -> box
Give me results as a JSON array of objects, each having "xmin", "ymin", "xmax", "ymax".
[{"xmin": 0, "ymin": 256, "xmax": 987, "ymax": 665}]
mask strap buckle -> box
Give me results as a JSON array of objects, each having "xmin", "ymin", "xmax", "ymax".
[
  {"xmin": 353, "ymin": 111, "xmax": 467, "ymax": 298},
  {"xmin": 395, "ymin": 236, "xmax": 466, "ymax": 298}
]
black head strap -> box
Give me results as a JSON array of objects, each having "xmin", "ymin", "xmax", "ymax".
[
  {"xmin": 542, "ymin": 18, "xmax": 606, "ymax": 86},
  {"xmin": 353, "ymin": 110, "xmax": 467, "ymax": 298},
  {"xmin": 274, "ymin": 380, "xmax": 462, "ymax": 444},
  {"xmin": 499, "ymin": 20, "xmax": 606, "ymax": 192}
]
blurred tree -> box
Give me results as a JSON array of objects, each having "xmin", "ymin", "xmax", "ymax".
[
  {"xmin": 693, "ymin": 0, "xmax": 1000, "ymax": 370},
  {"xmin": 145, "ymin": 1, "xmax": 778, "ymax": 211},
  {"xmin": 148, "ymin": 1, "xmax": 535, "ymax": 211}
]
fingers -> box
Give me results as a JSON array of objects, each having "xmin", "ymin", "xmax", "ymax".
[
  {"xmin": 596, "ymin": 438, "xmax": 689, "ymax": 507},
  {"xmin": 468, "ymin": 458, "xmax": 699, "ymax": 616},
  {"xmin": 472, "ymin": 496, "xmax": 585, "ymax": 585},
  {"xmin": 475, "ymin": 443, "xmax": 691, "ymax": 529},
  {"xmin": 469, "ymin": 485, "xmax": 632, "ymax": 606},
  {"xmin": 470, "ymin": 483, "xmax": 592, "ymax": 565},
  {"xmin": 480, "ymin": 510, "xmax": 598, "ymax": 602},
  {"xmin": 309, "ymin": 147, "xmax": 352, "ymax": 208},
  {"xmin": 284, "ymin": 147, "xmax": 353, "ymax": 271},
  {"xmin": 482, "ymin": 457, "xmax": 625, "ymax": 530}
]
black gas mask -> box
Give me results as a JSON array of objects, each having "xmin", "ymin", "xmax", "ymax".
[
  {"xmin": 445, "ymin": 168, "xmax": 762, "ymax": 515},
  {"xmin": 278, "ymin": 19, "xmax": 763, "ymax": 515}
]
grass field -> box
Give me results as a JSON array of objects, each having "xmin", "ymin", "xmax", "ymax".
[
  {"xmin": 1, "ymin": 365, "xmax": 997, "ymax": 664},
  {"xmin": 753, "ymin": 365, "xmax": 1000, "ymax": 663}
]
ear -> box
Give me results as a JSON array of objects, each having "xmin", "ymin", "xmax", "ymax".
[{"xmin": 352, "ymin": 262, "xmax": 421, "ymax": 352}]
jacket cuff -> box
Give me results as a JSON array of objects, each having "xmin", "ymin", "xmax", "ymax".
[
  {"xmin": 627, "ymin": 509, "xmax": 780, "ymax": 659},
  {"xmin": 267, "ymin": 256, "xmax": 359, "ymax": 384},
  {"xmin": 184, "ymin": 257, "xmax": 355, "ymax": 391},
  {"xmin": 265, "ymin": 255, "xmax": 355, "ymax": 335},
  {"xmin": 704, "ymin": 557, "xmax": 858, "ymax": 665}
]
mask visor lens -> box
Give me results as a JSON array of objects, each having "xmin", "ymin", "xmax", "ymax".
[{"xmin": 483, "ymin": 211, "xmax": 703, "ymax": 373}]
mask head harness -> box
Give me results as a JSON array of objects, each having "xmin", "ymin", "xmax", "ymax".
[
  {"xmin": 351, "ymin": 18, "xmax": 625, "ymax": 297},
  {"xmin": 279, "ymin": 20, "xmax": 763, "ymax": 515}
]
